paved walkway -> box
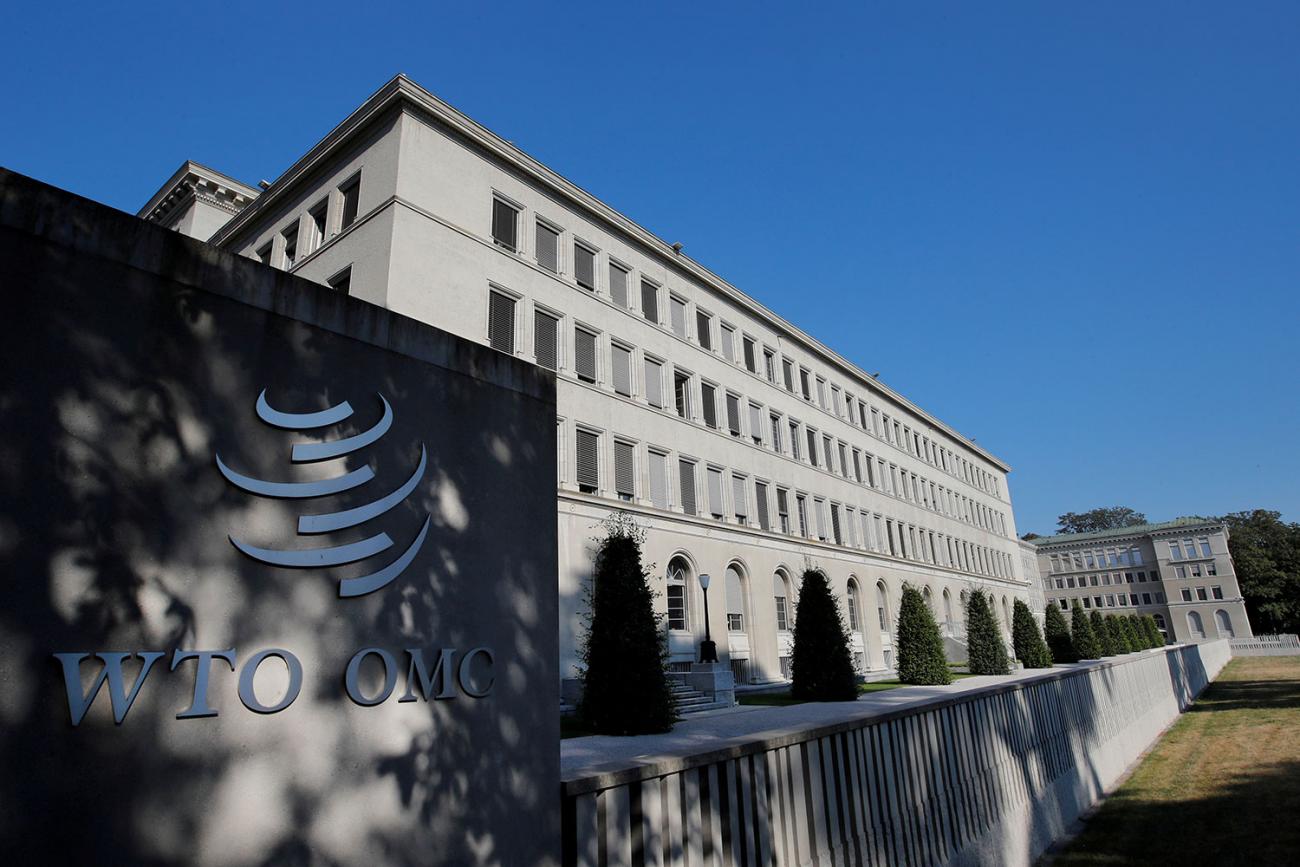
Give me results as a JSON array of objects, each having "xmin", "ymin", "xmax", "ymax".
[{"xmin": 562, "ymin": 662, "xmax": 1099, "ymax": 781}]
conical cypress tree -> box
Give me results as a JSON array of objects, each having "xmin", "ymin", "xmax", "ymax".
[
  {"xmin": 1120, "ymin": 616, "xmax": 1144, "ymax": 651},
  {"xmin": 1072, "ymin": 602, "xmax": 1104, "ymax": 659},
  {"xmin": 1044, "ymin": 604, "xmax": 1077, "ymax": 663},
  {"xmin": 790, "ymin": 570, "xmax": 859, "ymax": 701},
  {"xmin": 1012, "ymin": 599, "xmax": 1053, "ymax": 668},
  {"xmin": 1104, "ymin": 615, "xmax": 1130, "ymax": 654},
  {"xmin": 1144, "ymin": 616, "xmax": 1165, "ymax": 647},
  {"xmin": 966, "ymin": 590, "xmax": 1011, "ymax": 675},
  {"xmin": 578, "ymin": 515, "xmax": 675, "ymax": 734},
  {"xmin": 1090, "ymin": 610, "xmax": 1115, "ymax": 655},
  {"xmin": 896, "ymin": 585, "xmax": 951, "ymax": 685}
]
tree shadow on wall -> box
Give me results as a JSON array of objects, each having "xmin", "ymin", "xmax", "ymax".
[{"xmin": 0, "ymin": 186, "xmax": 558, "ymax": 867}]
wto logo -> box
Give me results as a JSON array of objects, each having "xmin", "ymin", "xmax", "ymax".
[{"xmin": 216, "ymin": 390, "xmax": 430, "ymax": 598}]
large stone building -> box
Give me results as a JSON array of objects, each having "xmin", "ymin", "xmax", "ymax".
[
  {"xmin": 1031, "ymin": 518, "xmax": 1253, "ymax": 643},
  {"xmin": 140, "ymin": 74, "xmax": 1034, "ymax": 693}
]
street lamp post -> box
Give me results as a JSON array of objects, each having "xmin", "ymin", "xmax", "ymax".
[{"xmin": 698, "ymin": 572, "xmax": 718, "ymax": 663}]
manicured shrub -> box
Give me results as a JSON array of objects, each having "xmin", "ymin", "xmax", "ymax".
[
  {"xmin": 896, "ymin": 585, "xmax": 952, "ymax": 685},
  {"xmin": 1121, "ymin": 615, "xmax": 1144, "ymax": 651},
  {"xmin": 790, "ymin": 570, "xmax": 859, "ymax": 701},
  {"xmin": 1012, "ymin": 599, "xmax": 1053, "ymax": 668},
  {"xmin": 1144, "ymin": 616, "xmax": 1166, "ymax": 647},
  {"xmin": 1044, "ymin": 603, "xmax": 1077, "ymax": 663},
  {"xmin": 578, "ymin": 514, "xmax": 675, "ymax": 735},
  {"xmin": 966, "ymin": 590, "xmax": 1011, "ymax": 675},
  {"xmin": 1104, "ymin": 615, "xmax": 1131, "ymax": 654},
  {"xmin": 1090, "ymin": 610, "xmax": 1115, "ymax": 655},
  {"xmin": 1072, "ymin": 602, "xmax": 1104, "ymax": 659}
]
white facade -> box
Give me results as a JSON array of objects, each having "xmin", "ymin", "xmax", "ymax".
[{"xmin": 143, "ymin": 75, "xmax": 1034, "ymax": 690}]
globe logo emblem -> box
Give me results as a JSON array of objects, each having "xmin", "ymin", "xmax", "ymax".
[{"xmin": 216, "ymin": 390, "xmax": 429, "ymax": 598}]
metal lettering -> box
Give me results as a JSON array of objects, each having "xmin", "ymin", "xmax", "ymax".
[
  {"xmin": 53, "ymin": 651, "xmax": 166, "ymax": 726},
  {"xmin": 398, "ymin": 648, "xmax": 457, "ymax": 702},
  {"xmin": 237, "ymin": 649, "xmax": 303, "ymax": 714},
  {"xmin": 170, "ymin": 649, "xmax": 236, "ymax": 719},
  {"xmin": 344, "ymin": 647, "xmax": 398, "ymax": 706},
  {"xmin": 457, "ymin": 647, "xmax": 495, "ymax": 698}
]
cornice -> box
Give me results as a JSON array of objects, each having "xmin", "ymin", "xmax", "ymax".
[
  {"xmin": 138, "ymin": 161, "xmax": 259, "ymax": 227},
  {"xmin": 211, "ymin": 74, "xmax": 1012, "ymax": 475}
]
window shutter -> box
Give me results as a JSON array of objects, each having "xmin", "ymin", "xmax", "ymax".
[
  {"xmin": 806, "ymin": 429, "xmax": 817, "ymax": 464},
  {"xmin": 748, "ymin": 404, "xmax": 762, "ymax": 442},
  {"xmin": 487, "ymin": 292, "xmax": 515, "ymax": 353},
  {"xmin": 610, "ymin": 263, "xmax": 628, "ymax": 307},
  {"xmin": 574, "ymin": 329, "xmax": 597, "ymax": 382},
  {"xmin": 612, "ymin": 344, "xmax": 632, "ymax": 396},
  {"xmin": 575, "ymin": 429, "xmax": 598, "ymax": 490},
  {"xmin": 614, "ymin": 441, "xmax": 635, "ymax": 497},
  {"xmin": 720, "ymin": 325, "xmax": 735, "ymax": 361},
  {"xmin": 707, "ymin": 468, "xmax": 724, "ymax": 518},
  {"xmin": 754, "ymin": 482, "xmax": 770, "ymax": 531},
  {"xmin": 743, "ymin": 337, "xmax": 756, "ymax": 372},
  {"xmin": 678, "ymin": 461, "xmax": 696, "ymax": 515},
  {"xmin": 649, "ymin": 451, "xmax": 667, "ymax": 508},
  {"xmin": 575, "ymin": 244, "xmax": 595, "ymax": 289},
  {"xmin": 644, "ymin": 358, "xmax": 663, "ymax": 407},
  {"xmin": 700, "ymin": 383, "xmax": 717, "ymax": 427},
  {"xmin": 815, "ymin": 500, "xmax": 827, "ymax": 539},
  {"xmin": 491, "ymin": 199, "xmax": 516, "ymax": 250},
  {"xmin": 670, "ymin": 297, "xmax": 686, "ymax": 337},
  {"xmin": 640, "ymin": 281, "xmax": 659, "ymax": 323},
  {"xmin": 536, "ymin": 222, "xmax": 559, "ymax": 272},
  {"xmin": 726, "ymin": 394, "xmax": 741, "ymax": 436},
  {"xmin": 696, "ymin": 311, "xmax": 711, "ymax": 349},
  {"xmin": 533, "ymin": 310, "xmax": 558, "ymax": 370},
  {"xmin": 777, "ymin": 488, "xmax": 789, "ymax": 517},
  {"xmin": 732, "ymin": 475, "xmax": 748, "ymax": 519},
  {"xmin": 831, "ymin": 505, "xmax": 842, "ymax": 544}
]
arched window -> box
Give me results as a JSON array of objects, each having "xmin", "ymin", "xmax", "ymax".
[
  {"xmin": 847, "ymin": 579, "xmax": 862, "ymax": 633},
  {"xmin": 1214, "ymin": 609, "xmax": 1234, "ymax": 638},
  {"xmin": 666, "ymin": 556, "xmax": 691, "ymax": 631},
  {"xmin": 1002, "ymin": 597, "xmax": 1012, "ymax": 630},
  {"xmin": 1187, "ymin": 610, "xmax": 1205, "ymax": 639},
  {"xmin": 725, "ymin": 564, "xmax": 747, "ymax": 633},
  {"xmin": 774, "ymin": 569, "xmax": 791, "ymax": 632},
  {"xmin": 876, "ymin": 581, "xmax": 890, "ymax": 634},
  {"xmin": 942, "ymin": 589, "xmax": 954, "ymax": 635},
  {"xmin": 923, "ymin": 586, "xmax": 933, "ymax": 614}
]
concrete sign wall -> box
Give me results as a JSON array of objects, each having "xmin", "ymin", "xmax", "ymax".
[{"xmin": 0, "ymin": 169, "xmax": 559, "ymax": 866}]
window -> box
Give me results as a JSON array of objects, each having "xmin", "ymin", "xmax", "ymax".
[
  {"xmin": 877, "ymin": 582, "xmax": 890, "ymax": 632},
  {"xmin": 806, "ymin": 428, "xmax": 818, "ymax": 465},
  {"xmin": 326, "ymin": 267, "xmax": 351, "ymax": 295},
  {"xmin": 574, "ymin": 242, "xmax": 596, "ymax": 289},
  {"xmin": 256, "ymin": 241, "xmax": 273, "ymax": 265},
  {"xmin": 789, "ymin": 421, "xmax": 801, "ymax": 460},
  {"xmin": 847, "ymin": 581, "xmax": 860, "ymax": 631},
  {"xmin": 830, "ymin": 504, "xmax": 843, "ymax": 545},
  {"xmin": 640, "ymin": 280, "xmax": 659, "ymax": 324},
  {"xmin": 309, "ymin": 199, "xmax": 329, "ymax": 251},
  {"xmin": 491, "ymin": 197, "xmax": 517, "ymax": 251},
  {"xmin": 536, "ymin": 221, "xmax": 560, "ymax": 273},
  {"xmin": 611, "ymin": 343, "xmax": 633, "ymax": 396},
  {"xmin": 742, "ymin": 336, "xmax": 757, "ymax": 372},
  {"xmin": 281, "ymin": 224, "xmax": 299, "ymax": 269},
  {"xmin": 725, "ymin": 393, "xmax": 741, "ymax": 437},
  {"xmin": 707, "ymin": 467, "xmax": 725, "ymax": 520},
  {"xmin": 763, "ymin": 348, "xmax": 775, "ymax": 382},
  {"xmin": 527, "ymin": 309, "xmax": 558, "ymax": 371},
  {"xmin": 574, "ymin": 327, "xmax": 598, "ymax": 383},
  {"xmin": 796, "ymin": 494, "xmax": 809, "ymax": 537},
  {"xmin": 575, "ymin": 428, "xmax": 599, "ymax": 494},
  {"xmin": 696, "ymin": 310, "xmax": 712, "ymax": 350},
  {"xmin": 487, "ymin": 290, "xmax": 516, "ymax": 353},
  {"xmin": 720, "ymin": 324, "xmax": 736, "ymax": 362},
  {"xmin": 674, "ymin": 370, "xmax": 691, "ymax": 419},
  {"xmin": 770, "ymin": 414, "xmax": 783, "ymax": 452},
  {"xmin": 339, "ymin": 176, "xmax": 360, "ymax": 230},
  {"xmin": 609, "ymin": 261, "xmax": 629, "ymax": 307},
  {"xmin": 1212, "ymin": 585, "xmax": 1224, "ymax": 600},
  {"xmin": 667, "ymin": 560, "xmax": 689, "ymax": 630},
  {"xmin": 1199, "ymin": 537, "xmax": 1213, "ymax": 558},
  {"xmin": 732, "ymin": 474, "xmax": 748, "ymax": 523},
  {"xmin": 1169, "ymin": 542, "xmax": 1183, "ymax": 561},
  {"xmin": 816, "ymin": 377, "xmax": 827, "ymax": 409},
  {"xmin": 775, "ymin": 586, "xmax": 789, "ymax": 632},
  {"xmin": 799, "ymin": 368, "xmax": 812, "ymax": 400},
  {"xmin": 1187, "ymin": 610, "xmax": 1205, "ymax": 638},
  {"xmin": 610, "ymin": 440, "xmax": 636, "ymax": 502},
  {"xmin": 725, "ymin": 566, "xmax": 746, "ymax": 631},
  {"xmin": 700, "ymin": 382, "xmax": 718, "ymax": 428},
  {"xmin": 644, "ymin": 357, "xmax": 664, "ymax": 408},
  {"xmin": 648, "ymin": 450, "xmax": 668, "ymax": 509},
  {"xmin": 1207, "ymin": 561, "xmax": 1218, "ymax": 576},
  {"xmin": 782, "ymin": 358, "xmax": 794, "ymax": 391},
  {"xmin": 776, "ymin": 488, "xmax": 790, "ymax": 533},
  {"xmin": 678, "ymin": 460, "xmax": 697, "ymax": 515},
  {"xmin": 749, "ymin": 403, "xmax": 763, "ymax": 445},
  {"xmin": 754, "ymin": 481, "xmax": 770, "ymax": 531},
  {"xmin": 1196, "ymin": 587, "xmax": 1208, "ymax": 601},
  {"xmin": 669, "ymin": 295, "xmax": 687, "ymax": 337},
  {"xmin": 1215, "ymin": 609, "xmax": 1234, "ymax": 637}
]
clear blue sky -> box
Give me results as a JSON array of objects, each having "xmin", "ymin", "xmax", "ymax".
[{"xmin": 5, "ymin": 2, "xmax": 1297, "ymax": 534}]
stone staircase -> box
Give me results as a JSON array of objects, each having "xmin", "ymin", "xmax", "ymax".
[{"xmin": 669, "ymin": 676, "xmax": 732, "ymax": 715}]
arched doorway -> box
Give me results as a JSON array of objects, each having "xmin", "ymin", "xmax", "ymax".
[
  {"xmin": 665, "ymin": 554, "xmax": 697, "ymax": 665},
  {"xmin": 1214, "ymin": 609, "xmax": 1235, "ymax": 638},
  {"xmin": 1187, "ymin": 610, "xmax": 1206, "ymax": 639}
]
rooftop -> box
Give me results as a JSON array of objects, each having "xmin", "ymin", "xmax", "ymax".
[{"xmin": 1029, "ymin": 517, "xmax": 1220, "ymax": 547}]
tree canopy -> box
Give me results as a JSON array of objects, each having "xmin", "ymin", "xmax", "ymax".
[
  {"xmin": 966, "ymin": 590, "xmax": 1010, "ymax": 675},
  {"xmin": 1216, "ymin": 510, "xmax": 1300, "ymax": 635},
  {"xmin": 1056, "ymin": 507, "xmax": 1148, "ymax": 534},
  {"xmin": 789, "ymin": 570, "xmax": 859, "ymax": 701},
  {"xmin": 1044, "ymin": 603, "xmax": 1076, "ymax": 663},
  {"xmin": 1012, "ymin": 599, "xmax": 1053, "ymax": 668},
  {"xmin": 895, "ymin": 585, "xmax": 951, "ymax": 685}
]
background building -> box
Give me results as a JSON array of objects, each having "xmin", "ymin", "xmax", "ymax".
[
  {"xmin": 1031, "ymin": 517, "xmax": 1253, "ymax": 643},
  {"xmin": 141, "ymin": 75, "xmax": 1035, "ymax": 693}
]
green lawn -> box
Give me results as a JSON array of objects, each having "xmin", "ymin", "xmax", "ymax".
[{"xmin": 1047, "ymin": 656, "xmax": 1300, "ymax": 866}]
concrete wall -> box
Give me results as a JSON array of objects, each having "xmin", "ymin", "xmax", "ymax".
[
  {"xmin": 0, "ymin": 169, "xmax": 560, "ymax": 866},
  {"xmin": 561, "ymin": 641, "xmax": 1232, "ymax": 867}
]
